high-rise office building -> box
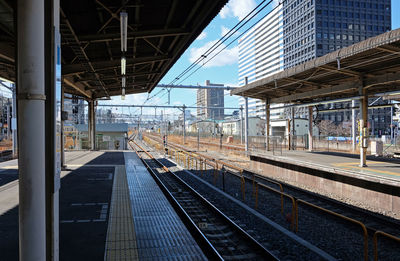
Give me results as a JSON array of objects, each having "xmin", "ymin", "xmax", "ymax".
[
  {"xmin": 197, "ymin": 80, "xmax": 225, "ymax": 120},
  {"xmin": 283, "ymin": 0, "xmax": 391, "ymax": 68},
  {"xmin": 239, "ymin": 0, "xmax": 392, "ymax": 134}
]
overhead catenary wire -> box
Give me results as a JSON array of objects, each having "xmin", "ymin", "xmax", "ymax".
[
  {"xmin": 145, "ymin": 0, "xmax": 276, "ymax": 105},
  {"xmin": 170, "ymin": 0, "xmax": 271, "ymax": 86},
  {"xmin": 177, "ymin": 1, "xmax": 280, "ymax": 85}
]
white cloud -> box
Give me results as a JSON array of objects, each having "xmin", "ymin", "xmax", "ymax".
[
  {"xmin": 189, "ymin": 40, "xmax": 238, "ymax": 68},
  {"xmin": 196, "ymin": 31, "xmax": 207, "ymax": 40},
  {"xmin": 99, "ymin": 93, "xmax": 165, "ymax": 115},
  {"xmin": 273, "ymin": 0, "xmax": 281, "ymax": 7},
  {"xmin": 219, "ymin": 0, "xmax": 257, "ymax": 20},
  {"xmin": 220, "ymin": 26, "xmax": 230, "ymax": 37}
]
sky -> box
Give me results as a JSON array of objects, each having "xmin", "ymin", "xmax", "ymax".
[{"xmin": 101, "ymin": 0, "xmax": 400, "ymax": 118}]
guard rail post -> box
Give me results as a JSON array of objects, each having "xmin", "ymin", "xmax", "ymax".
[
  {"xmin": 255, "ymin": 182, "xmax": 259, "ymax": 209},
  {"xmin": 296, "ymin": 199, "xmax": 368, "ymax": 261},
  {"xmin": 373, "ymin": 231, "xmax": 400, "ymax": 261}
]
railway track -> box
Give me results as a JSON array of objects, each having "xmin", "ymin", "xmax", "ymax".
[
  {"xmin": 142, "ymin": 134, "xmax": 400, "ymax": 260},
  {"xmin": 129, "ymin": 140, "xmax": 278, "ymax": 260},
  {"xmin": 145, "ymin": 133, "xmax": 400, "ymax": 234}
]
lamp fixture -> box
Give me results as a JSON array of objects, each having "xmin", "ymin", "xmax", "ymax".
[
  {"xmin": 121, "ymin": 87, "xmax": 125, "ymax": 100},
  {"xmin": 121, "ymin": 56, "xmax": 126, "ymax": 75},
  {"xmin": 120, "ymin": 11, "xmax": 128, "ymax": 52},
  {"xmin": 122, "ymin": 76, "xmax": 126, "ymax": 88}
]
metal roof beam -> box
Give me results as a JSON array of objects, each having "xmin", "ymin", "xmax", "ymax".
[
  {"xmin": 76, "ymin": 70, "xmax": 161, "ymax": 82},
  {"xmin": 365, "ymin": 72, "xmax": 400, "ymax": 88},
  {"xmin": 0, "ymin": 42, "xmax": 14, "ymax": 62},
  {"xmin": 376, "ymin": 46, "xmax": 400, "ymax": 54},
  {"xmin": 75, "ymin": 28, "xmax": 189, "ymax": 44},
  {"xmin": 320, "ymin": 65, "xmax": 362, "ymax": 77},
  {"xmin": 62, "ymin": 55, "xmax": 170, "ymax": 75},
  {"xmin": 271, "ymin": 80, "xmax": 361, "ymax": 103},
  {"xmin": 63, "ymin": 76, "xmax": 93, "ymax": 99},
  {"xmin": 283, "ymin": 77, "xmax": 328, "ymax": 88}
]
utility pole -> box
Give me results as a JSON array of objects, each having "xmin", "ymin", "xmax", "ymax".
[
  {"xmin": 240, "ymin": 106, "xmax": 243, "ymax": 144},
  {"xmin": 183, "ymin": 104, "xmax": 186, "ymax": 144},
  {"xmin": 197, "ymin": 127, "xmax": 200, "ymax": 151},
  {"xmin": 244, "ymin": 77, "xmax": 249, "ymax": 152}
]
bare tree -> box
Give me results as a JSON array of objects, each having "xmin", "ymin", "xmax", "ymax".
[
  {"xmin": 317, "ymin": 120, "xmax": 337, "ymax": 136},
  {"xmin": 336, "ymin": 122, "xmax": 351, "ymax": 136}
]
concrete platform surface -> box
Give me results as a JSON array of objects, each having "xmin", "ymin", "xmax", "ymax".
[
  {"xmin": 0, "ymin": 150, "xmax": 206, "ymax": 260},
  {"xmin": 251, "ymin": 150, "xmax": 400, "ymax": 184}
]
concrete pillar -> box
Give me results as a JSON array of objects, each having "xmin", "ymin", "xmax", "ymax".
[
  {"xmin": 352, "ymin": 99, "xmax": 357, "ymax": 151},
  {"xmin": 291, "ymin": 107, "xmax": 295, "ymax": 150},
  {"xmin": 359, "ymin": 87, "xmax": 368, "ymax": 167},
  {"xmin": 60, "ymin": 86, "xmax": 65, "ymax": 167},
  {"xmin": 44, "ymin": 0, "xmax": 61, "ymax": 259},
  {"xmin": 88, "ymin": 100, "xmax": 96, "ymax": 150},
  {"xmin": 88, "ymin": 100, "xmax": 92, "ymax": 148},
  {"xmin": 390, "ymin": 103, "xmax": 394, "ymax": 143},
  {"xmin": 244, "ymin": 77, "xmax": 249, "ymax": 152},
  {"xmin": 11, "ymin": 84, "xmax": 17, "ymax": 157},
  {"xmin": 240, "ymin": 106, "xmax": 243, "ymax": 144},
  {"xmin": 265, "ymin": 100, "xmax": 270, "ymax": 151},
  {"xmin": 244, "ymin": 97, "xmax": 249, "ymax": 152},
  {"xmin": 287, "ymin": 119, "xmax": 291, "ymax": 150},
  {"xmin": 7, "ymin": 101, "xmax": 10, "ymax": 140},
  {"xmin": 17, "ymin": 0, "xmax": 46, "ymax": 259},
  {"xmin": 308, "ymin": 106, "xmax": 313, "ymax": 152}
]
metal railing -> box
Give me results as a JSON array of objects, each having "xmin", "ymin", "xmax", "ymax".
[
  {"xmin": 141, "ymin": 133, "xmax": 396, "ymax": 261},
  {"xmin": 296, "ymin": 199, "xmax": 369, "ymax": 261},
  {"xmin": 373, "ymin": 230, "xmax": 400, "ymax": 261}
]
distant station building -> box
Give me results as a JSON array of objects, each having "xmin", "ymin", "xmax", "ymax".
[
  {"xmin": 196, "ymin": 80, "xmax": 224, "ymax": 120},
  {"xmin": 75, "ymin": 123, "xmax": 128, "ymax": 150}
]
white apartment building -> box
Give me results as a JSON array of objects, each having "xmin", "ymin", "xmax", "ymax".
[{"xmin": 238, "ymin": 4, "xmax": 284, "ymax": 120}]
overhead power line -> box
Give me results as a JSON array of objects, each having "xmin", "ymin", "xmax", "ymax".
[{"xmin": 144, "ymin": 0, "xmax": 276, "ymax": 105}]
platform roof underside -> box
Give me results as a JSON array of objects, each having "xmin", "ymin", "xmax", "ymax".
[{"xmin": 0, "ymin": 0, "xmax": 228, "ymax": 99}]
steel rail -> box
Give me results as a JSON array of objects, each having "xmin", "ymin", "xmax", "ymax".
[
  {"xmin": 127, "ymin": 141, "xmax": 223, "ymax": 260},
  {"xmin": 130, "ymin": 140, "xmax": 278, "ymax": 260}
]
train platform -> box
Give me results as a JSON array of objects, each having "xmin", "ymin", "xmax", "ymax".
[
  {"xmin": 250, "ymin": 150, "xmax": 400, "ymax": 184},
  {"xmin": 0, "ymin": 151, "xmax": 206, "ymax": 260},
  {"xmin": 249, "ymin": 150, "xmax": 400, "ymax": 216}
]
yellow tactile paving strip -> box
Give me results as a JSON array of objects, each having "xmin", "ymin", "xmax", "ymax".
[
  {"xmin": 104, "ymin": 165, "xmax": 138, "ymax": 261},
  {"xmin": 332, "ymin": 161, "xmax": 400, "ymax": 178}
]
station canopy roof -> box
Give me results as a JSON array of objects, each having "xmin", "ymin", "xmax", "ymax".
[
  {"xmin": 232, "ymin": 28, "xmax": 400, "ymax": 104},
  {"xmin": 0, "ymin": 0, "xmax": 228, "ymax": 99}
]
